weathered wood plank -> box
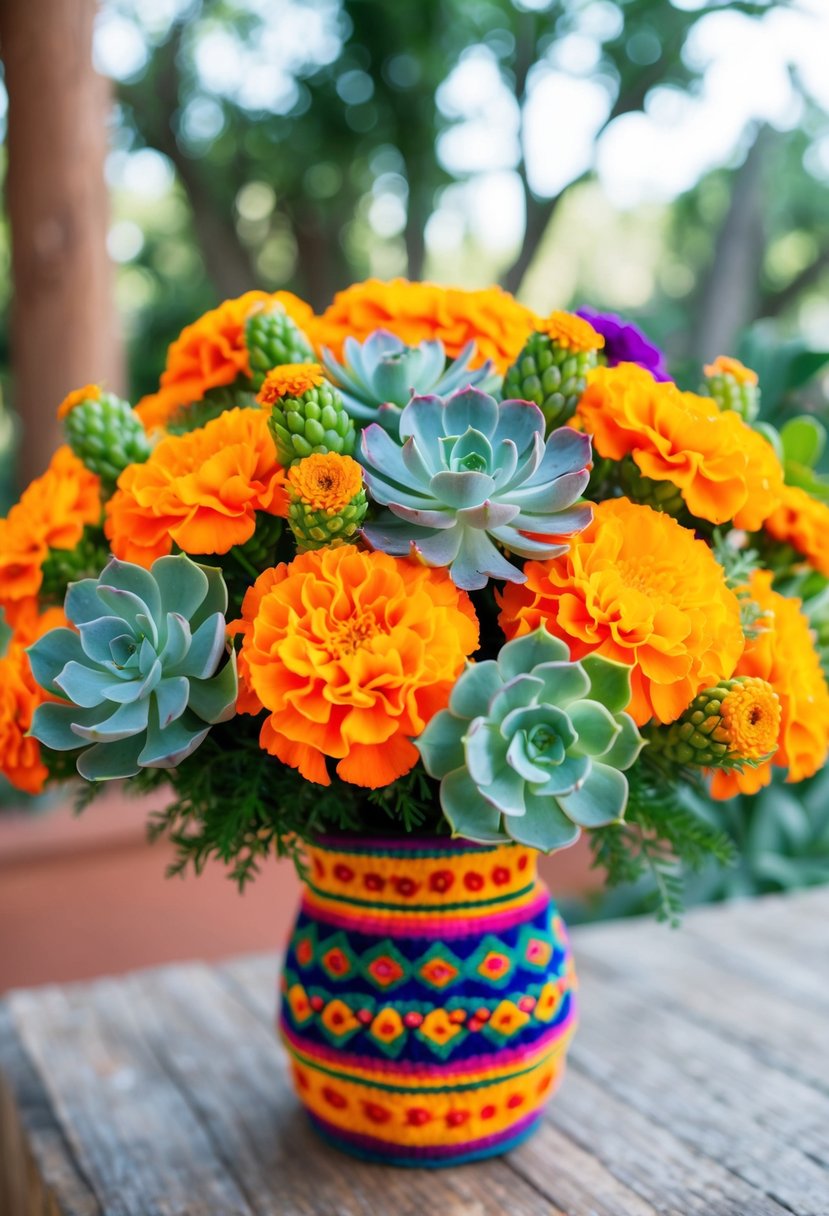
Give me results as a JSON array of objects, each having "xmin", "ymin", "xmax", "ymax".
[
  {"xmin": 121, "ymin": 961, "xmax": 567, "ymax": 1216},
  {"xmin": 568, "ymin": 966, "xmax": 829, "ymax": 1214},
  {"xmin": 528, "ymin": 1067, "xmax": 795, "ymax": 1216},
  {"xmin": 7, "ymin": 982, "xmax": 257, "ymax": 1216},
  {"xmin": 575, "ymin": 916, "xmax": 829, "ymax": 1094},
  {"xmin": 0, "ymin": 1005, "xmax": 100, "ymax": 1216}
]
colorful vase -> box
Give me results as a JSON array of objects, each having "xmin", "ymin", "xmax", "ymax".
[{"xmin": 278, "ymin": 835, "xmax": 577, "ymax": 1166}]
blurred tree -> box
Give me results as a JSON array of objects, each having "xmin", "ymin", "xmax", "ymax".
[
  {"xmin": 0, "ymin": 0, "xmax": 124, "ymax": 484},
  {"xmin": 111, "ymin": 0, "xmax": 781, "ymax": 313}
]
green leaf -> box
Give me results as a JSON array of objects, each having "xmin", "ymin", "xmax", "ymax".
[
  {"xmin": 602, "ymin": 713, "xmax": 646, "ymax": 771},
  {"xmin": 780, "ymin": 415, "xmax": 826, "ymax": 470},
  {"xmin": 505, "ymin": 793, "xmax": 580, "ymax": 853},
  {"xmin": 568, "ymin": 700, "xmax": 621, "ymax": 757},
  {"xmin": 77, "ymin": 736, "xmax": 144, "ymax": 781},
  {"xmin": 152, "ymin": 554, "xmax": 209, "ymax": 622},
  {"xmin": 29, "ymin": 702, "xmax": 103, "ymax": 750},
  {"xmin": 448, "ymin": 660, "xmax": 501, "ymax": 719},
  {"xmin": 533, "ymin": 660, "xmax": 591, "ymax": 708},
  {"xmin": 414, "ymin": 711, "xmax": 466, "ymax": 779},
  {"xmin": 559, "ymin": 762, "xmax": 628, "ymax": 827},
  {"xmin": 581, "ymin": 654, "xmax": 632, "ymax": 715},
  {"xmin": 27, "ymin": 628, "xmax": 88, "ymax": 695},
  {"xmin": 138, "ymin": 706, "xmax": 210, "ymax": 768},
  {"xmin": 187, "ymin": 653, "xmax": 238, "ymax": 724},
  {"xmin": 439, "ymin": 768, "xmax": 506, "ymax": 843},
  {"xmin": 497, "ymin": 628, "xmax": 569, "ymax": 681}
]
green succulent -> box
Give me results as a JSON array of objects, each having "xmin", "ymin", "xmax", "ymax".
[
  {"xmin": 64, "ymin": 391, "xmax": 151, "ymax": 484},
  {"xmin": 28, "ymin": 555, "xmax": 237, "ymax": 781},
  {"xmin": 321, "ymin": 330, "xmax": 494, "ymax": 434},
  {"xmin": 416, "ymin": 628, "xmax": 644, "ymax": 851},
  {"xmin": 503, "ymin": 330, "xmax": 600, "ymax": 431},
  {"xmin": 245, "ymin": 305, "xmax": 316, "ymax": 391},
  {"xmin": 701, "ymin": 362, "xmax": 760, "ymax": 423},
  {"xmin": 268, "ymin": 378, "xmax": 356, "ymax": 466}
]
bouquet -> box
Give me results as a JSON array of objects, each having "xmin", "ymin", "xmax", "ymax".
[{"xmin": 3, "ymin": 280, "xmax": 829, "ymax": 921}]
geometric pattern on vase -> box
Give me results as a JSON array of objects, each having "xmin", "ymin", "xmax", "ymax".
[{"xmin": 279, "ymin": 836, "xmax": 578, "ymax": 1166}]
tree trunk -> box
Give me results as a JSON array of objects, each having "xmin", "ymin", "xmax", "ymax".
[
  {"xmin": 688, "ymin": 127, "xmax": 770, "ymax": 362},
  {"xmin": 0, "ymin": 0, "xmax": 125, "ymax": 488}
]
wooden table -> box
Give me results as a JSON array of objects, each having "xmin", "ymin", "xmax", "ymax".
[{"xmin": 1, "ymin": 888, "xmax": 828, "ymax": 1216}]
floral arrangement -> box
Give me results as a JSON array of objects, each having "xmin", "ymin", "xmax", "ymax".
[{"xmin": 3, "ymin": 280, "xmax": 829, "ymax": 920}]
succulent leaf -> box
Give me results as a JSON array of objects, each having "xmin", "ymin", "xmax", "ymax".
[
  {"xmin": 361, "ymin": 388, "xmax": 592, "ymax": 591},
  {"xmin": 415, "ymin": 627, "xmax": 642, "ymax": 851},
  {"xmin": 322, "ymin": 330, "xmax": 495, "ymax": 433},
  {"xmin": 28, "ymin": 554, "xmax": 237, "ymax": 781}
]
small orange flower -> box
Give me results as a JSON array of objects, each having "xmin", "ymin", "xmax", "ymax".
[
  {"xmin": 575, "ymin": 364, "xmax": 783, "ymax": 530},
  {"xmin": 105, "ymin": 408, "xmax": 287, "ymax": 567},
  {"xmin": 541, "ymin": 311, "xmax": 604, "ymax": 353},
  {"xmin": 235, "ymin": 546, "xmax": 479, "ymax": 787},
  {"xmin": 498, "ymin": 498, "xmax": 744, "ymax": 725},
  {"xmin": 718, "ymin": 678, "xmax": 781, "ymax": 763},
  {"xmin": 703, "ymin": 355, "xmax": 758, "ymax": 385},
  {"xmin": 57, "ymin": 383, "xmax": 101, "ymax": 420},
  {"xmin": 257, "ymin": 363, "xmax": 324, "ymax": 406},
  {"xmin": 0, "ymin": 446, "xmax": 101, "ymax": 622},
  {"xmin": 764, "ymin": 484, "xmax": 829, "ymax": 577},
  {"xmin": 314, "ymin": 278, "xmax": 538, "ymax": 373},
  {"xmin": 0, "ymin": 606, "xmax": 67, "ymax": 795},
  {"xmin": 287, "ymin": 454, "xmax": 363, "ymax": 513},
  {"xmin": 135, "ymin": 290, "xmax": 314, "ymax": 430},
  {"xmin": 711, "ymin": 571, "xmax": 829, "ymax": 797}
]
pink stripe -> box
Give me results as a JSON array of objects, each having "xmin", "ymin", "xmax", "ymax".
[
  {"xmin": 300, "ymin": 888, "xmax": 550, "ymax": 938},
  {"xmin": 279, "ymin": 1006, "xmax": 576, "ymax": 1080},
  {"xmin": 312, "ymin": 834, "xmax": 495, "ymax": 853}
]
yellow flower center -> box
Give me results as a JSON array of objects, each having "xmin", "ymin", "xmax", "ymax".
[
  {"xmin": 257, "ymin": 362, "xmax": 325, "ymax": 405},
  {"xmin": 329, "ymin": 610, "xmax": 379, "ymax": 657},
  {"xmin": 719, "ymin": 678, "xmax": 780, "ymax": 761},
  {"xmin": 541, "ymin": 310, "xmax": 604, "ymax": 353},
  {"xmin": 287, "ymin": 453, "xmax": 363, "ymax": 513},
  {"xmin": 703, "ymin": 355, "xmax": 758, "ymax": 386}
]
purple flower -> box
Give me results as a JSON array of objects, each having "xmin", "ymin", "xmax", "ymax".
[{"xmin": 576, "ymin": 308, "xmax": 670, "ymax": 382}]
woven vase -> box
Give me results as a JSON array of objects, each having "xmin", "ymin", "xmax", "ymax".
[{"xmin": 278, "ymin": 835, "xmax": 577, "ymax": 1166}]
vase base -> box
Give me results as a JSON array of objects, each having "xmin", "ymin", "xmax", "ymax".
[{"xmin": 307, "ymin": 1109, "xmax": 543, "ymax": 1168}]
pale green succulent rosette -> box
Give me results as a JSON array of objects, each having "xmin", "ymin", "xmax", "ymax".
[
  {"xmin": 27, "ymin": 555, "xmax": 238, "ymax": 781},
  {"xmin": 360, "ymin": 388, "xmax": 593, "ymax": 591},
  {"xmin": 321, "ymin": 330, "xmax": 494, "ymax": 434},
  {"xmin": 415, "ymin": 628, "xmax": 645, "ymax": 852}
]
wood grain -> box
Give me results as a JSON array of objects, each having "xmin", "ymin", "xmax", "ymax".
[{"xmin": 2, "ymin": 890, "xmax": 828, "ymax": 1215}]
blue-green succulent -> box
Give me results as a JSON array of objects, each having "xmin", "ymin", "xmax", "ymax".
[
  {"xmin": 360, "ymin": 388, "xmax": 593, "ymax": 590},
  {"xmin": 28, "ymin": 555, "xmax": 238, "ymax": 781},
  {"xmin": 321, "ymin": 331, "xmax": 494, "ymax": 433},
  {"xmin": 415, "ymin": 629, "xmax": 644, "ymax": 852}
]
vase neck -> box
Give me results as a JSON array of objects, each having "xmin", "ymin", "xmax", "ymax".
[{"xmin": 302, "ymin": 837, "xmax": 539, "ymax": 914}]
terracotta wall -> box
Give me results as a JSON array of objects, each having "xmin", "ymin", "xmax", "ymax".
[{"xmin": 0, "ymin": 791, "xmax": 599, "ymax": 992}]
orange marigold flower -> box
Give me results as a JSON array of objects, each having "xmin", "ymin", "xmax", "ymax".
[
  {"xmin": 57, "ymin": 383, "xmax": 101, "ymax": 420},
  {"xmin": 235, "ymin": 546, "xmax": 479, "ymax": 787},
  {"xmin": 764, "ymin": 484, "xmax": 829, "ymax": 578},
  {"xmin": 718, "ymin": 678, "xmax": 781, "ymax": 764},
  {"xmin": 135, "ymin": 290, "xmax": 314, "ymax": 430},
  {"xmin": 497, "ymin": 497, "xmax": 744, "ymax": 726},
  {"xmin": 0, "ymin": 606, "xmax": 67, "ymax": 795},
  {"xmin": 541, "ymin": 310, "xmax": 604, "ymax": 353},
  {"xmin": 703, "ymin": 355, "xmax": 758, "ymax": 385},
  {"xmin": 287, "ymin": 453, "xmax": 363, "ymax": 513},
  {"xmin": 105, "ymin": 408, "xmax": 287, "ymax": 568},
  {"xmin": 257, "ymin": 363, "xmax": 324, "ymax": 406},
  {"xmin": 0, "ymin": 446, "xmax": 101, "ymax": 620},
  {"xmin": 575, "ymin": 364, "xmax": 783, "ymax": 530},
  {"xmin": 711, "ymin": 570, "xmax": 829, "ymax": 798},
  {"xmin": 314, "ymin": 278, "xmax": 538, "ymax": 374}
]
